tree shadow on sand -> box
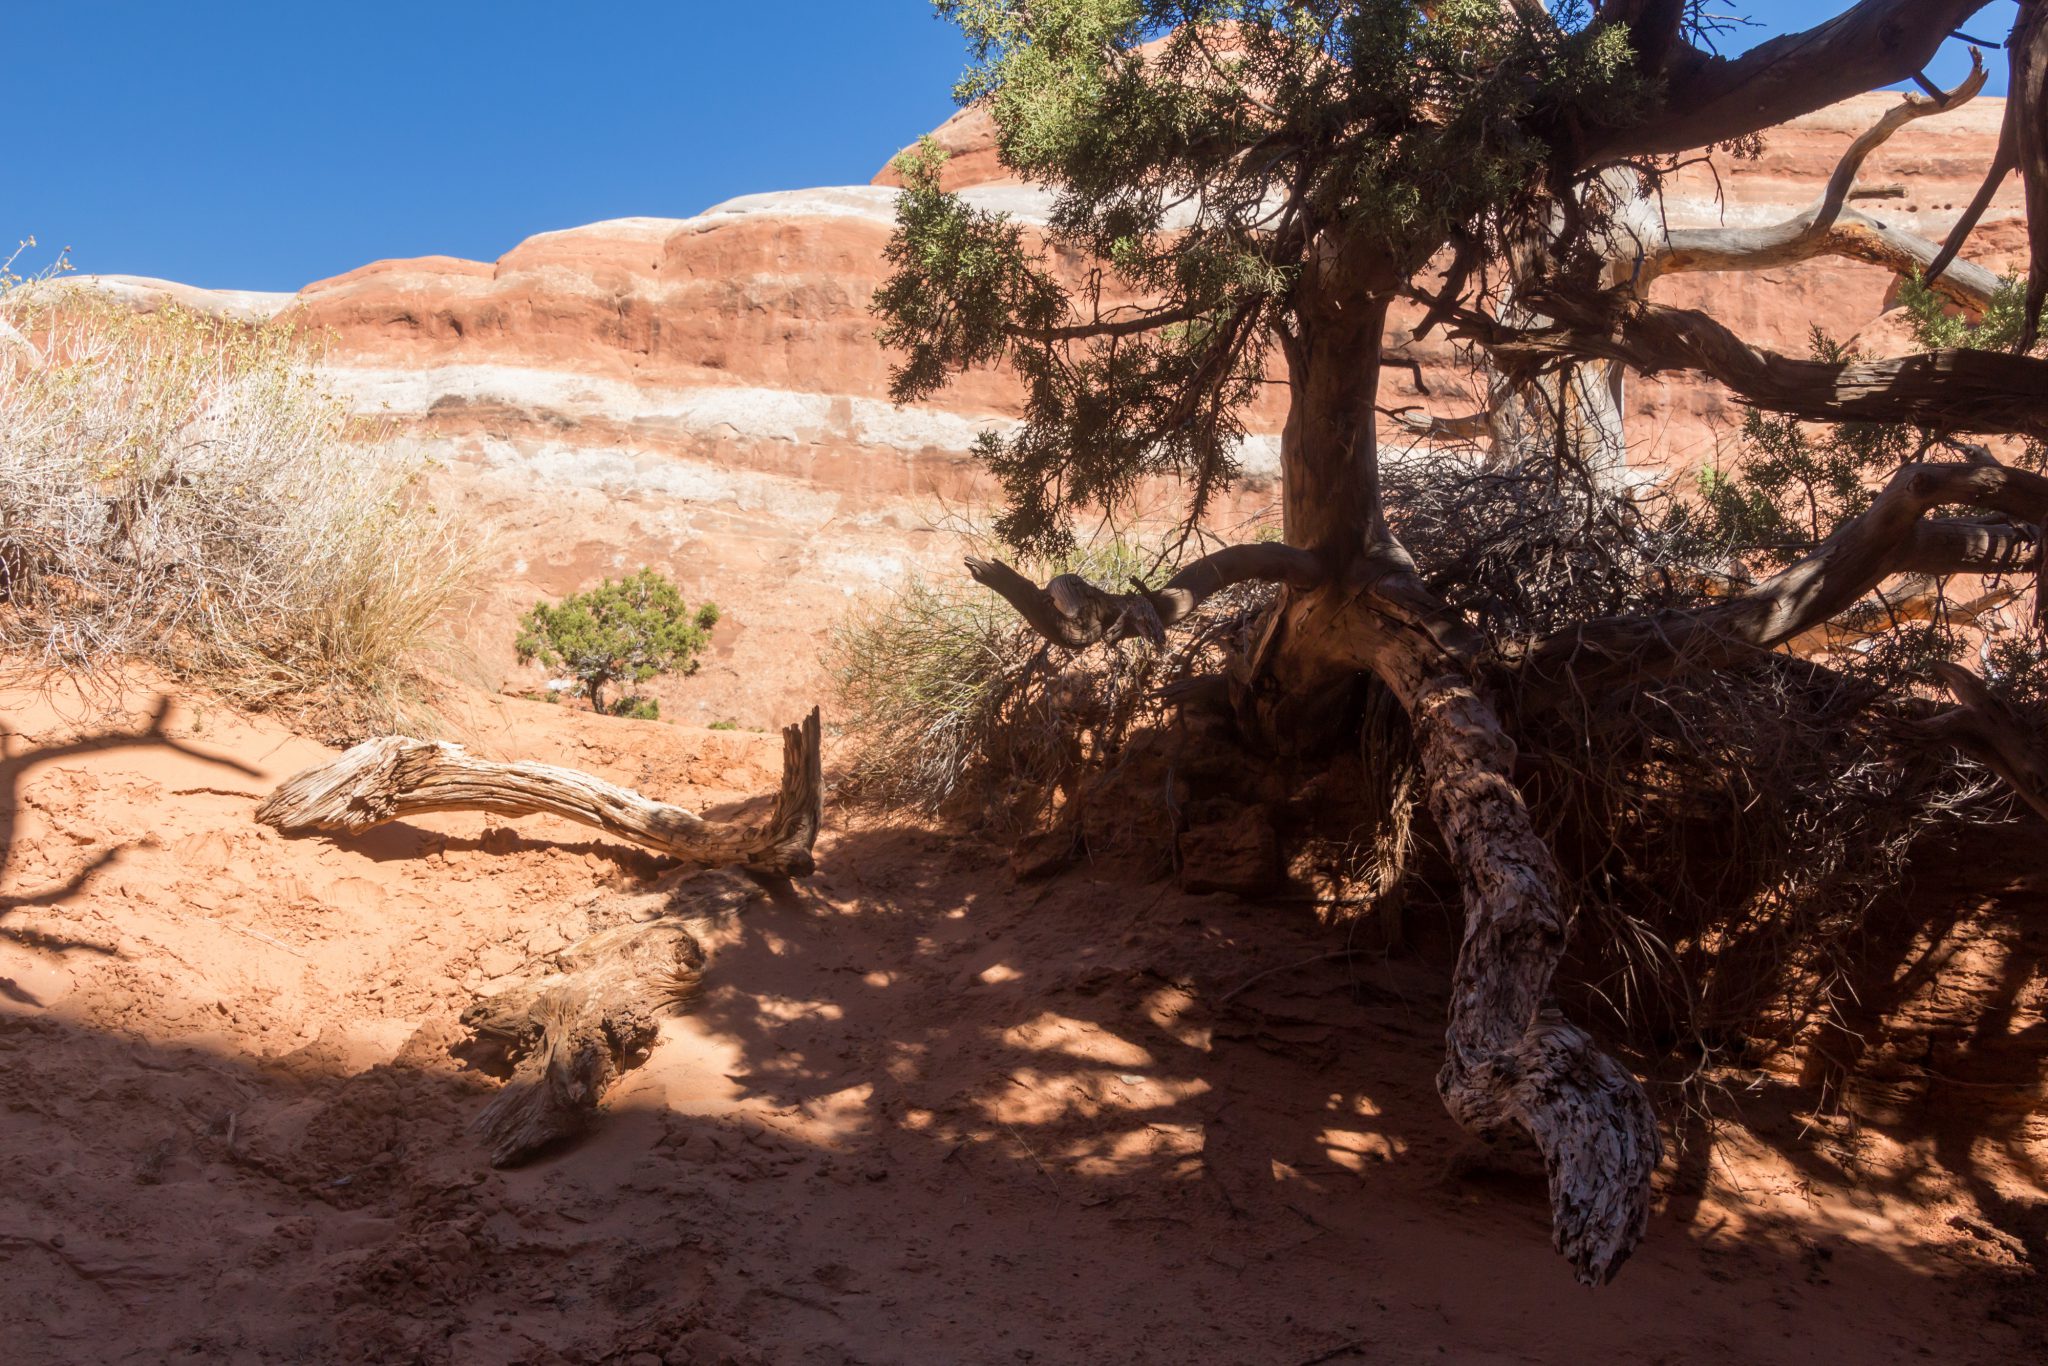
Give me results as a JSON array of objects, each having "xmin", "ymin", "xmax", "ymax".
[{"xmin": 0, "ymin": 695, "xmax": 265, "ymax": 981}]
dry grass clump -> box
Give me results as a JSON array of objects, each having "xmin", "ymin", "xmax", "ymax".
[
  {"xmin": 0, "ymin": 289, "xmax": 485, "ymax": 735},
  {"xmin": 829, "ymin": 535, "xmax": 1268, "ymax": 834}
]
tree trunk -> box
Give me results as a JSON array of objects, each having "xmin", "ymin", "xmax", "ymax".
[
  {"xmin": 1273, "ymin": 315, "xmax": 1663, "ymax": 1278},
  {"xmin": 1282, "ymin": 291, "xmax": 1392, "ymax": 553},
  {"xmin": 1264, "ymin": 560, "xmax": 1663, "ymax": 1283}
]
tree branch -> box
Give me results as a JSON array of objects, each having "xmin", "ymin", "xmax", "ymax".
[
  {"xmin": 1584, "ymin": 0, "xmax": 1998, "ymax": 161},
  {"xmin": 1472, "ymin": 293, "xmax": 2048, "ymax": 439},
  {"xmin": 1514, "ymin": 463, "xmax": 2048, "ymax": 705},
  {"xmin": 1654, "ymin": 56, "xmax": 2004, "ymax": 310},
  {"xmin": 965, "ymin": 543, "xmax": 1326, "ymax": 649},
  {"xmin": 1915, "ymin": 661, "xmax": 2048, "ymax": 822}
]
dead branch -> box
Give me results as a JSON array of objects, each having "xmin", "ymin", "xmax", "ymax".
[
  {"xmin": 967, "ymin": 543, "xmax": 1325, "ymax": 649},
  {"xmin": 1916, "ymin": 661, "xmax": 2048, "ymax": 823},
  {"xmin": 256, "ymin": 708, "xmax": 825, "ymax": 876},
  {"xmin": 1475, "ymin": 294, "xmax": 2048, "ymax": 440},
  {"xmin": 460, "ymin": 869, "xmax": 768, "ymax": 1164},
  {"xmin": 1338, "ymin": 564, "xmax": 1661, "ymax": 1285},
  {"xmin": 1656, "ymin": 54, "xmax": 2004, "ymax": 311},
  {"xmin": 1516, "ymin": 462, "xmax": 2048, "ymax": 704},
  {"xmin": 465, "ymin": 920, "xmax": 705, "ymax": 1164}
]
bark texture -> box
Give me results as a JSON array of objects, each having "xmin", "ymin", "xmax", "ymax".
[
  {"xmin": 256, "ymin": 708, "xmax": 824, "ymax": 876},
  {"xmin": 1407, "ymin": 665, "xmax": 1662, "ymax": 1284},
  {"xmin": 966, "ymin": 544, "xmax": 1324, "ymax": 649},
  {"xmin": 1480, "ymin": 296, "xmax": 2048, "ymax": 440},
  {"xmin": 464, "ymin": 919, "xmax": 708, "ymax": 1165},
  {"xmin": 1586, "ymin": 0, "xmax": 1997, "ymax": 160}
]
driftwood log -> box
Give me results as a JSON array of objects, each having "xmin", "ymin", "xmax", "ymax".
[
  {"xmin": 460, "ymin": 870, "xmax": 769, "ymax": 1164},
  {"xmin": 256, "ymin": 708, "xmax": 823, "ymax": 876}
]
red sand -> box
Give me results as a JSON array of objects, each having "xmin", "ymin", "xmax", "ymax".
[{"xmin": 1, "ymin": 674, "xmax": 2041, "ymax": 1364}]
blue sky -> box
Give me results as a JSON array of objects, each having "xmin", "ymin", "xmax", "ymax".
[{"xmin": 11, "ymin": 2, "xmax": 2020, "ymax": 292}]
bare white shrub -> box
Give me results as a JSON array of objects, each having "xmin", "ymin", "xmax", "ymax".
[{"xmin": 0, "ymin": 288, "xmax": 486, "ymax": 733}]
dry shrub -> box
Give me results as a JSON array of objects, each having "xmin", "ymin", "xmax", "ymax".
[
  {"xmin": 0, "ymin": 288, "xmax": 486, "ymax": 735},
  {"xmin": 829, "ymin": 535, "xmax": 1270, "ymax": 836},
  {"xmin": 1382, "ymin": 445, "xmax": 2011, "ymax": 1066}
]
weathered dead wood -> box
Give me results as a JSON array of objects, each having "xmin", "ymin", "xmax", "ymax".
[
  {"xmin": 1927, "ymin": 90, "xmax": 2022, "ymax": 285},
  {"xmin": 1917, "ymin": 661, "xmax": 2048, "ymax": 824},
  {"xmin": 1656, "ymin": 56, "xmax": 2004, "ymax": 312},
  {"xmin": 464, "ymin": 919, "xmax": 708, "ymax": 1164},
  {"xmin": 1406, "ymin": 658, "xmax": 1661, "ymax": 1283},
  {"xmin": 458, "ymin": 869, "xmax": 769, "ymax": 1164},
  {"xmin": 966, "ymin": 544, "xmax": 1325, "ymax": 650},
  {"xmin": 256, "ymin": 708, "xmax": 824, "ymax": 876},
  {"xmin": 1476, "ymin": 294, "xmax": 2048, "ymax": 440}
]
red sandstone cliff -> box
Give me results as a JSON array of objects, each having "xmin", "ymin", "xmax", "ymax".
[{"xmin": 54, "ymin": 93, "xmax": 2030, "ymax": 727}]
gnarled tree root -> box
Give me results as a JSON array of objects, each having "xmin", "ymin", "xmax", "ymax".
[
  {"xmin": 464, "ymin": 919, "xmax": 707, "ymax": 1164},
  {"xmin": 256, "ymin": 708, "xmax": 824, "ymax": 876},
  {"xmin": 461, "ymin": 869, "xmax": 769, "ymax": 1164}
]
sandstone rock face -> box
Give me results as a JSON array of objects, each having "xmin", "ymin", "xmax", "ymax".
[{"xmin": 56, "ymin": 94, "xmax": 2028, "ymax": 727}]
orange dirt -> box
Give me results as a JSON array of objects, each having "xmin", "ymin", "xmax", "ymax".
[{"xmin": 1, "ymin": 672, "xmax": 2042, "ymax": 1365}]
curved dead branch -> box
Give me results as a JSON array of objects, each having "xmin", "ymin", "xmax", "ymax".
[
  {"xmin": 966, "ymin": 543, "xmax": 1326, "ymax": 649},
  {"xmin": 1915, "ymin": 661, "xmax": 2048, "ymax": 822},
  {"xmin": 1659, "ymin": 55, "xmax": 2001, "ymax": 309},
  {"xmin": 256, "ymin": 708, "xmax": 825, "ymax": 877},
  {"xmin": 1928, "ymin": 93, "xmax": 2022, "ymax": 285}
]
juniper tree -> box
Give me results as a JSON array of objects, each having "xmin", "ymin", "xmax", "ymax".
[
  {"xmin": 516, "ymin": 569, "xmax": 720, "ymax": 716},
  {"xmin": 874, "ymin": 0, "xmax": 2048, "ymax": 1281}
]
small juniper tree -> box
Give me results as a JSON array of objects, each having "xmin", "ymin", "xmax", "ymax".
[{"xmin": 516, "ymin": 569, "xmax": 719, "ymax": 717}]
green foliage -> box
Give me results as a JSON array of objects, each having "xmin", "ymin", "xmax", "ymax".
[
  {"xmin": 876, "ymin": 1, "xmax": 1657, "ymax": 555},
  {"xmin": 1670, "ymin": 330, "xmax": 1914, "ymax": 570},
  {"xmin": 515, "ymin": 569, "xmax": 718, "ymax": 715},
  {"xmin": 1898, "ymin": 270, "xmax": 2041, "ymax": 354}
]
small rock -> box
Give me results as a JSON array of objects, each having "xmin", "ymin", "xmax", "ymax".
[
  {"xmin": 1176, "ymin": 806, "xmax": 1281, "ymax": 897},
  {"xmin": 476, "ymin": 945, "xmax": 524, "ymax": 979}
]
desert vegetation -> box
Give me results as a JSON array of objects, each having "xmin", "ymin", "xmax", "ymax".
[
  {"xmin": 0, "ymin": 286, "xmax": 482, "ymax": 735},
  {"xmin": 865, "ymin": 0, "xmax": 2048, "ymax": 1282},
  {"xmin": 516, "ymin": 567, "xmax": 720, "ymax": 719}
]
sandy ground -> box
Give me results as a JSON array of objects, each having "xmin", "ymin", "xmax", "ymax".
[{"xmin": 0, "ymin": 673, "xmax": 2042, "ymax": 1365}]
